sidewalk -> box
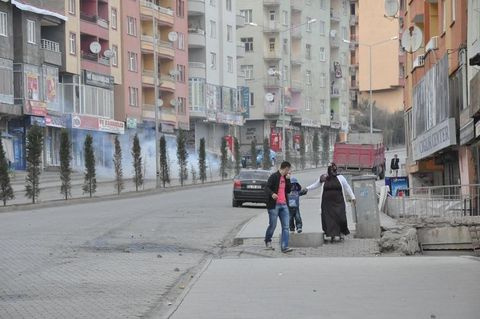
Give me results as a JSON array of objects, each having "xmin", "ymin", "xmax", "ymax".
[{"xmin": 168, "ymin": 256, "xmax": 480, "ymax": 319}]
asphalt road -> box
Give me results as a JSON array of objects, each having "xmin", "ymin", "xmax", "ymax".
[{"xmin": 0, "ymin": 168, "xmax": 324, "ymax": 318}]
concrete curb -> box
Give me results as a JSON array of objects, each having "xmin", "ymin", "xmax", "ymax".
[{"xmin": 0, "ymin": 179, "xmax": 232, "ymax": 213}]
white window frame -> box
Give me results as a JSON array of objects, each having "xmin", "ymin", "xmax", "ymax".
[
  {"xmin": 127, "ymin": 16, "xmax": 137, "ymax": 36},
  {"xmin": 240, "ymin": 10, "xmax": 252, "ymax": 24},
  {"xmin": 111, "ymin": 8, "xmax": 117, "ymax": 30},
  {"xmin": 69, "ymin": 32, "xmax": 76, "ymax": 55},
  {"xmin": 178, "ymin": 32, "xmax": 185, "ymax": 50},
  {"xmin": 27, "ymin": 19, "xmax": 36, "ymax": 44},
  {"xmin": 306, "ymin": 70, "xmax": 312, "ymax": 85},
  {"xmin": 306, "ymin": 17, "xmax": 312, "ymax": 32},
  {"xmin": 282, "ymin": 10, "xmax": 288, "ymax": 26},
  {"xmin": 68, "ymin": 0, "xmax": 76, "ymax": 15},
  {"xmin": 128, "ymin": 52, "xmax": 138, "ymax": 72},
  {"xmin": 177, "ymin": 64, "xmax": 186, "ymax": 82},
  {"xmin": 319, "ymin": 47, "xmax": 326, "ymax": 61},
  {"xmin": 306, "ymin": 44, "xmax": 311, "ymax": 60},
  {"xmin": 241, "ymin": 37, "xmax": 253, "ymax": 52},
  {"xmin": 129, "ymin": 87, "xmax": 139, "ymax": 107},
  {"xmin": 320, "ymin": 0, "xmax": 326, "ymax": 10},
  {"xmin": 320, "ymin": 73, "xmax": 326, "ymax": 87},
  {"xmin": 210, "ymin": 52, "xmax": 216, "ymax": 69},
  {"xmin": 227, "ymin": 56, "xmax": 233, "ymax": 73},
  {"xmin": 210, "ymin": 20, "xmax": 216, "ymax": 39},
  {"xmin": 112, "ymin": 45, "xmax": 118, "ymax": 66},
  {"xmin": 227, "ymin": 25, "xmax": 233, "ymax": 42},
  {"xmin": 320, "ymin": 21, "xmax": 326, "ymax": 36},
  {"xmin": 241, "ymin": 65, "xmax": 254, "ymax": 79},
  {"xmin": 226, "ymin": 0, "xmax": 232, "ymax": 12},
  {"xmin": 305, "ymin": 97, "xmax": 312, "ymax": 111},
  {"xmin": 0, "ymin": 12, "xmax": 6, "ymax": 37}
]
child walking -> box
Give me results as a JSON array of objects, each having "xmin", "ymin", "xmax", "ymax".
[{"xmin": 288, "ymin": 177, "xmax": 306, "ymax": 233}]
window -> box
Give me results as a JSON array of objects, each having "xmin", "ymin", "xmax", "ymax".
[
  {"xmin": 249, "ymin": 92, "xmax": 254, "ymax": 106},
  {"xmin": 451, "ymin": 0, "xmax": 456, "ymax": 24},
  {"xmin": 442, "ymin": 0, "xmax": 447, "ymax": 33},
  {"xmin": 227, "ymin": 25, "xmax": 233, "ymax": 42},
  {"xmin": 69, "ymin": 32, "xmax": 76, "ymax": 55},
  {"xmin": 269, "ymin": 10, "xmax": 276, "ymax": 21},
  {"xmin": 0, "ymin": 12, "xmax": 6, "ymax": 37},
  {"xmin": 306, "ymin": 70, "xmax": 312, "ymax": 85},
  {"xmin": 210, "ymin": 20, "xmax": 216, "ymax": 38},
  {"xmin": 320, "ymin": 0, "xmax": 326, "ymax": 10},
  {"xmin": 241, "ymin": 65, "xmax": 254, "ymax": 79},
  {"xmin": 210, "ymin": 52, "xmax": 216, "ymax": 69},
  {"xmin": 177, "ymin": 0, "xmax": 185, "ymax": 17},
  {"xmin": 178, "ymin": 32, "xmax": 185, "ymax": 50},
  {"xmin": 241, "ymin": 37, "xmax": 253, "ymax": 52},
  {"xmin": 68, "ymin": 0, "xmax": 76, "ymax": 14},
  {"xmin": 177, "ymin": 64, "xmax": 186, "ymax": 82},
  {"xmin": 320, "ymin": 99, "xmax": 326, "ymax": 113},
  {"xmin": 283, "ymin": 66, "xmax": 288, "ymax": 81},
  {"xmin": 128, "ymin": 52, "xmax": 138, "ymax": 71},
  {"xmin": 240, "ymin": 9, "xmax": 252, "ymax": 23},
  {"xmin": 283, "ymin": 39, "xmax": 288, "ymax": 54},
  {"xmin": 306, "ymin": 17, "xmax": 312, "ymax": 32},
  {"xmin": 111, "ymin": 8, "xmax": 117, "ymax": 29},
  {"xmin": 320, "ymin": 73, "xmax": 326, "ymax": 87},
  {"xmin": 320, "ymin": 21, "xmax": 326, "ymax": 35},
  {"xmin": 227, "ymin": 56, "xmax": 233, "ymax": 73},
  {"xmin": 226, "ymin": 0, "xmax": 232, "ymax": 11},
  {"xmin": 306, "ymin": 44, "xmax": 311, "ymax": 60},
  {"xmin": 282, "ymin": 10, "xmax": 288, "ymax": 25},
  {"xmin": 269, "ymin": 38, "xmax": 275, "ymax": 51},
  {"xmin": 342, "ymin": 26, "xmax": 348, "ymax": 40},
  {"xmin": 305, "ymin": 97, "xmax": 312, "ymax": 111},
  {"xmin": 177, "ymin": 97, "xmax": 186, "ymax": 114},
  {"xmin": 27, "ymin": 19, "xmax": 36, "ymax": 44},
  {"xmin": 112, "ymin": 45, "xmax": 118, "ymax": 66},
  {"xmin": 129, "ymin": 87, "xmax": 139, "ymax": 106},
  {"xmin": 319, "ymin": 47, "xmax": 326, "ymax": 61},
  {"xmin": 210, "ymin": 0, "xmax": 215, "ymax": 7},
  {"xmin": 127, "ymin": 16, "xmax": 137, "ymax": 36}
]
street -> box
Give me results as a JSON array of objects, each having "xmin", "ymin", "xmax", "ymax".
[{"xmin": 0, "ymin": 168, "xmax": 322, "ymax": 318}]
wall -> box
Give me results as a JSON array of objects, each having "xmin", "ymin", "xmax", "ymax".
[
  {"xmin": 0, "ymin": 3, "xmax": 14, "ymax": 60},
  {"xmin": 174, "ymin": 0, "xmax": 189, "ymax": 128},
  {"xmin": 359, "ymin": 87, "xmax": 404, "ymax": 113},
  {"xmin": 109, "ymin": 0, "xmax": 122, "ymax": 85}
]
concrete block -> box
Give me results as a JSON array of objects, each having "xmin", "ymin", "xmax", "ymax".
[{"xmin": 288, "ymin": 232, "xmax": 324, "ymax": 248}]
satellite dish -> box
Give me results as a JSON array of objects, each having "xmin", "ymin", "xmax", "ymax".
[
  {"xmin": 170, "ymin": 99, "xmax": 177, "ymax": 106},
  {"xmin": 103, "ymin": 49, "xmax": 114, "ymax": 58},
  {"xmin": 267, "ymin": 68, "xmax": 276, "ymax": 76},
  {"xmin": 401, "ymin": 25, "xmax": 423, "ymax": 53},
  {"xmin": 265, "ymin": 93, "xmax": 274, "ymax": 102},
  {"xmin": 90, "ymin": 41, "xmax": 101, "ymax": 54},
  {"xmin": 168, "ymin": 31, "xmax": 178, "ymax": 42},
  {"xmin": 157, "ymin": 99, "xmax": 164, "ymax": 107},
  {"xmin": 169, "ymin": 69, "xmax": 179, "ymax": 77},
  {"xmin": 385, "ymin": 0, "xmax": 399, "ymax": 17}
]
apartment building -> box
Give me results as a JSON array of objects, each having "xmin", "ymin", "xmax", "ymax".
[
  {"xmin": 237, "ymin": 0, "xmax": 333, "ymax": 158},
  {"xmin": 330, "ymin": 0, "xmax": 351, "ymax": 143},
  {"xmin": 356, "ymin": 0, "xmax": 403, "ymax": 116},
  {"xmin": 188, "ymin": 0, "xmax": 242, "ymax": 153},
  {"xmin": 403, "ymin": 0, "xmax": 468, "ymax": 187}
]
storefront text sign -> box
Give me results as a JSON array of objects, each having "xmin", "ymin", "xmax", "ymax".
[
  {"xmin": 412, "ymin": 118, "xmax": 456, "ymax": 161},
  {"xmin": 45, "ymin": 115, "xmax": 67, "ymax": 128},
  {"xmin": 83, "ymin": 70, "xmax": 114, "ymax": 90},
  {"xmin": 98, "ymin": 118, "xmax": 125, "ymax": 134},
  {"xmin": 72, "ymin": 114, "xmax": 99, "ymax": 131},
  {"xmin": 24, "ymin": 100, "xmax": 47, "ymax": 117}
]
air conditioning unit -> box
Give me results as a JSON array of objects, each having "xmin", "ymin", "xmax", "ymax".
[
  {"xmin": 425, "ymin": 36, "xmax": 438, "ymax": 54},
  {"xmin": 412, "ymin": 54, "xmax": 425, "ymax": 70}
]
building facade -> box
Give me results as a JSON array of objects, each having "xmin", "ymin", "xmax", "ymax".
[
  {"xmin": 188, "ymin": 0, "xmax": 242, "ymax": 154},
  {"xmin": 402, "ymin": 0, "xmax": 468, "ymax": 187}
]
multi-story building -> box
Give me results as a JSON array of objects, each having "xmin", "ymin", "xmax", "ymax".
[
  {"xmin": 356, "ymin": 0, "xmax": 403, "ymax": 116},
  {"xmin": 236, "ymin": 0, "xmax": 334, "ymax": 159},
  {"xmin": 330, "ymin": 0, "xmax": 351, "ymax": 143},
  {"xmin": 188, "ymin": 0, "xmax": 242, "ymax": 153},
  {"xmin": 402, "ymin": 0, "xmax": 468, "ymax": 187}
]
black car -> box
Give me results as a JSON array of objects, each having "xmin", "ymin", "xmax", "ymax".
[{"xmin": 232, "ymin": 169, "xmax": 271, "ymax": 207}]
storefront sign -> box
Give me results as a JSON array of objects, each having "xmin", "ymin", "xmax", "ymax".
[
  {"xmin": 270, "ymin": 132, "xmax": 281, "ymax": 152},
  {"xmin": 84, "ymin": 70, "xmax": 114, "ymax": 90},
  {"xmin": 72, "ymin": 114, "xmax": 99, "ymax": 131},
  {"xmin": 412, "ymin": 118, "xmax": 457, "ymax": 161},
  {"xmin": 29, "ymin": 116, "xmax": 46, "ymax": 127},
  {"xmin": 126, "ymin": 117, "xmax": 137, "ymax": 129},
  {"xmin": 99, "ymin": 118, "xmax": 125, "ymax": 134},
  {"xmin": 302, "ymin": 118, "xmax": 322, "ymax": 128},
  {"xmin": 161, "ymin": 123, "xmax": 175, "ymax": 133},
  {"xmin": 24, "ymin": 100, "xmax": 47, "ymax": 116},
  {"xmin": 240, "ymin": 86, "xmax": 250, "ymax": 119},
  {"xmin": 330, "ymin": 120, "xmax": 341, "ymax": 129},
  {"xmin": 216, "ymin": 112, "xmax": 243, "ymax": 126},
  {"xmin": 45, "ymin": 115, "xmax": 67, "ymax": 128},
  {"xmin": 26, "ymin": 72, "xmax": 40, "ymax": 100},
  {"xmin": 460, "ymin": 119, "xmax": 475, "ymax": 145}
]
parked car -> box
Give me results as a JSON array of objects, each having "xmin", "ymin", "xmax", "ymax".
[
  {"xmin": 232, "ymin": 169, "xmax": 271, "ymax": 207},
  {"xmin": 256, "ymin": 149, "xmax": 277, "ymax": 167}
]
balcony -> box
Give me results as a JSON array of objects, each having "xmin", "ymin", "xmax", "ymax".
[
  {"xmin": 264, "ymin": 77, "xmax": 281, "ymax": 88},
  {"xmin": 189, "ymin": 62, "xmax": 206, "ymax": 78},
  {"xmin": 291, "ymin": 0, "xmax": 303, "ymax": 11},
  {"xmin": 330, "ymin": 36, "xmax": 340, "ymax": 48},
  {"xmin": 140, "ymin": 0, "xmax": 174, "ymax": 25},
  {"xmin": 349, "ymin": 15, "xmax": 358, "ymax": 26},
  {"xmin": 160, "ymin": 75, "xmax": 176, "ymax": 92},
  {"xmin": 291, "ymin": 55, "xmax": 303, "ymax": 66},
  {"xmin": 264, "ymin": 103, "xmax": 281, "ymax": 115},
  {"xmin": 188, "ymin": 28, "xmax": 206, "ymax": 48},
  {"xmin": 80, "ymin": 12, "xmax": 110, "ymax": 39},
  {"xmin": 188, "ymin": 0, "xmax": 205, "ymax": 15},
  {"xmin": 331, "ymin": 86, "xmax": 341, "ymax": 98},
  {"xmin": 97, "ymin": 17, "xmax": 109, "ymax": 29},
  {"xmin": 236, "ymin": 13, "xmax": 245, "ymax": 28},
  {"xmin": 291, "ymin": 27, "xmax": 302, "ymax": 39},
  {"xmin": 330, "ymin": 10, "xmax": 341, "ymax": 22},
  {"xmin": 142, "ymin": 70, "xmax": 156, "ymax": 86},
  {"xmin": 140, "ymin": 35, "xmax": 174, "ymax": 58},
  {"xmin": 159, "ymin": 106, "xmax": 177, "ymax": 123},
  {"xmin": 41, "ymin": 39, "xmax": 62, "ymax": 66},
  {"xmin": 264, "ymin": 50, "xmax": 281, "ymax": 61},
  {"xmin": 189, "ymin": 106, "xmax": 207, "ymax": 119},
  {"xmin": 236, "ymin": 42, "xmax": 245, "ymax": 58},
  {"xmin": 263, "ymin": 0, "xmax": 281, "ymax": 6},
  {"xmin": 291, "ymin": 80, "xmax": 303, "ymax": 92},
  {"xmin": 263, "ymin": 21, "xmax": 280, "ymax": 33}
]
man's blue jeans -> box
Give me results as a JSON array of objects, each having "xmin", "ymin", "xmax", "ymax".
[{"xmin": 265, "ymin": 204, "xmax": 290, "ymax": 250}]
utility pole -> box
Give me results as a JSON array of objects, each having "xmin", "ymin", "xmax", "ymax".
[{"xmin": 153, "ymin": 17, "xmax": 160, "ymax": 188}]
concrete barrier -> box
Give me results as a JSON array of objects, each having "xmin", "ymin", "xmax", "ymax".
[{"xmin": 288, "ymin": 232, "xmax": 324, "ymax": 248}]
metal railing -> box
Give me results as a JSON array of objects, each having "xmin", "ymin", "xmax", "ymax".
[
  {"xmin": 41, "ymin": 39, "xmax": 60, "ymax": 52},
  {"xmin": 386, "ymin": 184, "xmax": 480, "ymax": 218},
  {"xmin": 140, "ymin": 0, "xmax": 174, "ymax": 16},
  {"xmin": 189, "ymin": 62, "xmax": 206, "ymax": 69}
]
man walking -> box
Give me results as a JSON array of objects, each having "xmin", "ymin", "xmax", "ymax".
[
  {"xmin": 264, "ymin": 161, "xmax": 293, "ymax": 253},
  {"xmin": 390, "ymin": 154, "xmax": 400, "ymax": 177}
]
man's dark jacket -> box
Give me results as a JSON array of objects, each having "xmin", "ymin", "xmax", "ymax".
[
  {"xmin": 390, "ymin": 158, "xmax": 400, "ymax": 170},
  {"xmin": 265, "ymin": 171, "xmax": 292, "ymax": 210}
]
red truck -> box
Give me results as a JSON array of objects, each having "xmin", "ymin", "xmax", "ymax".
[{"xmin": 332, "ymin": 133, "xmax": 386, "ymax": 179}]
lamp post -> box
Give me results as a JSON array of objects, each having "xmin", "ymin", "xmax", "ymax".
[
  {"xmin": 343, "ymin": 36, "xmax": 398, "ymax": 134},
  {"xmin": 251, "ymin": 19, "xmax": 317, "ymax": 162}
]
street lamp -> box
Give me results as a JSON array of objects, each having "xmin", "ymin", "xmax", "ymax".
[
  {"xmin": 254, "ymin": 18, "xmax": 317, "ymax": 162},
  {"xmin": 343, "ymin": 36, "xmax": 398, "ymax": 134}
]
